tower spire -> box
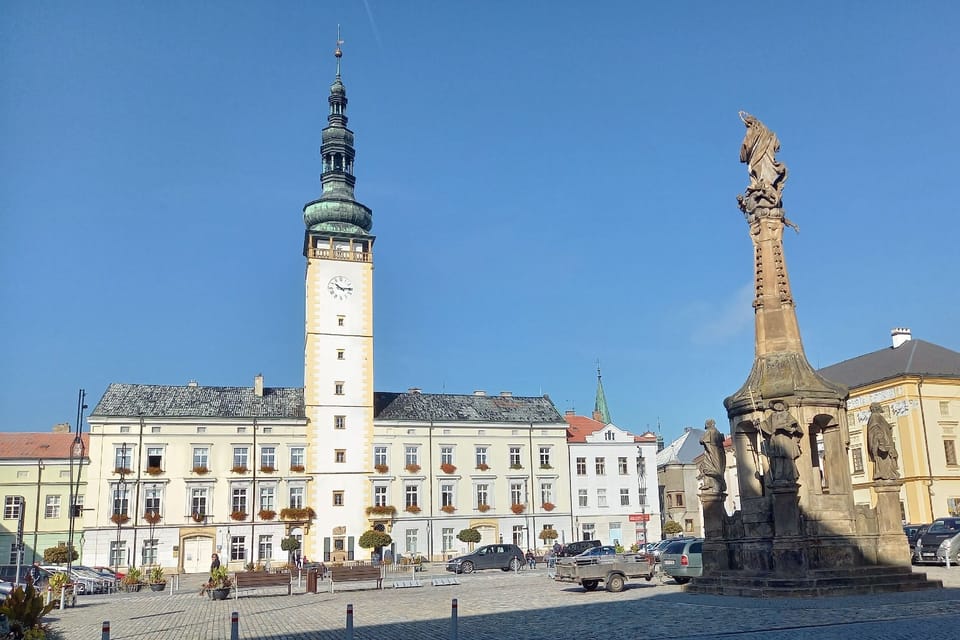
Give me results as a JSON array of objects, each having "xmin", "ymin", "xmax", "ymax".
[{"xmin": 593, "ymin": 363, "xmax": 612, "ymax": 424}]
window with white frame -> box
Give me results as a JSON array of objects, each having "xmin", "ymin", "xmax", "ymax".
[
  {"xmin": 442, "ymin": 527, "xmax": 454, "ymax": 551},
  {"xmin": 405, "ymin": 529, "xmax": 418, "ymax": 554},
  {"xmin": 582, "ymin": 523, "xmax": 595, "ymax": 540},
  {"xmin": 334, "ymin": 415, "xmax": 346, "ymax": 429},
  {"xmin": 618, "ymin": 457, "xmax": 628, "ymax": 475},
  {"xmin": 440, "ymin": 446, "xmax": 453, "ymax": 466},
  {"xmin": 576, "ymin": 457, "xmax": 586, "ymax": 475},
  {"xmin": 540, "ymin": 482, "xmax": 553, "ymax": 505},
  {"xmin": 114, "ymin": 446, "xmax": 132, "ymax": 472},
  {"xmin": 405, "ymin": 484, "xmax": 419, "ymax": 508},
  {"xmin": 441, "ymin": 483, "xmax": 454, "ymax": 507},
  {"xmin": 193, "ymin": 447, "xmax": 209, "ymax": 469},
  {"xmin": 475, "ymin": 446, "xmax": 488, "ymax": 467},
  {"xmin": 620, "ymin": 488, "xmax": 630, "ymax": 506},
  {"xmin": 231, "ymin": 536, "xmax": 246, "ymax": 561},
  {"xmin": 233, "ymin": 447, "xmax": 249, "ymax": 470},
  {"xmin": 142, "ymin": 539, "xmax": 158, "ymax": 565},
  {"xmin": 404, "ymin": 446, "xmax": 419, "ymax": 467},
  {"xmin": 112, "ymin": 486, "xmax": 129, "ymax": 516},
  {"xmin": 510, "ymin": 481, "xmax": 524, "ymax": 506},
  {"xmin": 512, "ymin": 525, "xmax": 523, "ymax": 546},
  {"xmin": 509, "ymin": 446, "xmax": 522, "ymax": 468},
  {"xmin": 290, "ymin": 447, "xmax": 305, "ymax": 468},
  {"xmin": 260, "ymin": 447, "xmax": 276, "ymax": 470},
  {"xmin": 289, "ymin": 486, "xmax": 304, "ymax": 509},
  {"xmin": 595, "ymin": 457, "xmax": 606, "ymax": 475},
  {"xmin": 144, "ymin": 486, "xmax": 162, "ymax": 516},
  {"xmin": 476, "ymin": 483, "xmax": 489, "ymax": 508},
  {"xmin": 578, "ymin": 489, "xmax": 588, "ymax": 507},
  {"xmin": 146, "ymin": 447, "xmax": 163, "ymax": 470},
  {"xmin": 374, "ymin": 446, "xmax": 388, "ymax": 467},
  {"xmin": 191, "ymin": 487, "xmax": 208, "ymax": 517},
  {"xmin": 374, "ymin": 485, "xmax": 387, "ymax": 507},
  {"xmin": 258, "ymin": 535, "xmax": 273, "ymax": 561},
  {"xmin": 539, "ymin": 447, "xmax": 551, "ymax": 468},
  {"xmin": 260, "ymin": 486, "xmax": 275, "ymax": 512},
  {"xmin": 597, "ymin": 488, "xmax": 608, "ymax": 507},
  {"xmin": 110, "ymin": 541, "xmax": 126, "ymax": 567},
  {"xmin": 44, "ymin": 495, "xmax": 61, "ymax": 519},
  {"xmin": 232, "ymin": 487, "xmax": 248, "ymax": 514}
]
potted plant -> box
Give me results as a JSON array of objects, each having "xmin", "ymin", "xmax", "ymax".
[
  {"xmin": 542, "ymin": 502, "xmax": 556, "ymax": 511},
  {"xmin": 192, "ymin": 465, "xmax": 210, "ymax": 475},
  {"xmin": 111, "ymin": 513, "xmax": 130, "ymax": 525},
  {"xmin": 477, "ymin": 503, "xmax": 490, "ymax": 513},
  {"xmin": 290, "ymin": 464, "xmax": 305, "ymax": 473},
  {"xmin": 258, "ymin": 509, "xmax": 276, "ymax": 521},
  {"xmin": 231, "ymin": 465, "xmax": 248, "ymax": 474},
  {"xmin": 404, "ymin": 463, "xmax": 421, "ymax": 473},
  {"xmin": 147, "ymin": 565, "xmax": 167, "ymax": 591},
  {"xmin": 539, "ymin": 463, "xmax": 553, "ymax": 470},
  {"xmin": 441, "ymin": 504, "xmax": 456, "ymax": 514},
  {"xmin": 146, "ymin": 465, "xmax": 164, "ymax": 476},
  {"xmin": 509, "ymin": 463, "xmax": 523, "ymax": 470},
  {"xmin": 113, "ymin": 466, "xmax": 132, "ymax": 475},
  {"xmin": 476, "ymin": 463, "xmax": 490, "ymax": 471},
  {"xmin": 47, "ymin": 571, "xmax": 70, "ymax": 601},
  {"xmin": 230, "ymin": 510, "xmax": 247, "ymax": 521},
  {"xmin": 511, "ymin": 503, "xmax": 525, "ymax": 514},
  {"xmin": 192, "ymin": 511, "xmax": 206, "ymax": 523},
  {"xmin": 280, "ymin": 507, "xmax": 317, "ymax": 520},
  {"xmin": 260, "ymin": 464, "xmax": 275, "ymax": 474},
  {"xmin": 405, "ymin": 504, "xmax": 421, "ymax": 514},
  {"xmin": 144, "ymin": 510, "xmax": 162, "ymax": 525},
  {"xmin": 205, "ymin": 566, "xmax": 232, "ymax": 600},
  {"xmin": 539, "ymin": 528, "xmax": 559, "ymax": 543},
  {"xmin": 121, "ymin": 568, "xmax": 143, "ymax": 592},
  {"xmin": 374, "ymin": 464, "xmax": 389, "ymax": 474},
  {"xmin": 364, "ymin": 505, "xmax": 397, "ymax": 516},
  {"xmin": 440, "ymin": 463, "xmax": 456, "ymax": 474}
]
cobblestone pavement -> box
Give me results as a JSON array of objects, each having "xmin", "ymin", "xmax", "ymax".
[{"xmin": 46, "ymin": 565, "xmax": 960, "ymax": 640}]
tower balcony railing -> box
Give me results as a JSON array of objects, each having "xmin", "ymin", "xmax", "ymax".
[{"xmin": 312, "ymin": 247, "xmax": 372, "ymax": 263}]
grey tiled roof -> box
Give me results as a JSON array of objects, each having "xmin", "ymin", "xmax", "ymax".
[
  {"xmin": 90, "ymin": 383, "xmax": 306, "ymax": 419},
  {"xmin": 374, "ymin": 392, "xmax": 565, "ymax": 424},
  {"xmin": 818, "ymin": 339, "xmax": 960, "ymax": 389},
  {"xmin": 656, "ymin": 428, "xmax": 705, "ymax": 466}
]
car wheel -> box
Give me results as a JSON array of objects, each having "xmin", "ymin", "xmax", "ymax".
[
  {"xmin": 606, "ymin": 574, "xmax": 625, "ymax": 593},
  {"xmin": 673, "ymin": 576, "xmax": 690, "ymax": 585},
  {"xmin": 76, "ymin": 583, "xmax": 86, "ymax": 594},
  {"xmin": 581, "ymin": 580, "xmax": 599, "ymax": 591},
  {"xmin": 460, "ymin": 561, "xmax": 474, "ymax": 574},
  {"xmin": 508, "ymin": 558, "xmax": 521, "ymax": 571}
]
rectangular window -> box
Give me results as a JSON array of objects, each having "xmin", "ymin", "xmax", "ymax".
[
  {"xmin": 335, "ymin": 449, "xmax": 346, "ymax": 463},
  {"xmin": 512, "ymin": 525, "xmax": 524, "ymax": 546},
  {"xmin": 639, "ymin": 487, "xmax": 647, "ymax": 506},
  {"xmin": 440, "ymin": 483, "xmax": 454, "ymax": 507},
  {"xmin": 405, "ymin": 446, "xmax": 419, "ymax": 467},
  {"xmin": 231, "ymin": 536, "xmax": 246, "ymax": 561},
  {"xmin": 337, "ymin": 315, "xmax": 345, "ymax": 326},
  {"xmin": 233, "ymin": 447, "xmax": 249, "ymax": 470},
  {"xmin": 405, "ymin": 485, "xmax": 419, "ymax": 508},
  {"xmin": 576, "ymin": 457, "xmax": 586, "ymax": 475},
  {"xmin": 595, "ymin": 457, "xmax": 606, "ymax": 475},
  {"xmin": 941, "ymin": 401, "xmax": 951, "ymax": 416},
  {"xmin": 475, "ymin": 447, "xmax": 488, "ymax": 467},
  {"xmin": 620, "ymin": 488, "xmax": 630, "ymax": 506},
  {"xmin": 581, "ymin": 523, "xmax": 595, "ymax": 540},
  {"xmin": 232, "ymin": 487, "xmax": 248, "ymax": 514},
  {"xmin": 948, "ymin": 497, "xmax": 960, "ymax": 517},
  {"xmin": 374, "ymin": 485, "xmax": 387, "ymax": 507},
  {"xmin": 618, "ymin": 457, "xmax": 628, "ymax": 475},
  {"xmin": 334, "ymin": 381, "xmax": 344, "ymax": 395},
  {"xmin": 259, "ymin": 486, "xmax": 275, "ymax": 512},
  {"xmin": 144, "ymin": 486, "xmax": 161, "ymax": 515},
  {"xmin": 685, "ymin": 519, "xmax": 694, "ymax": 533},
  {"xmin": 4, "ymin": 497, "xmax": 22, "ymax": 520},
  {"xmin": 509, "ymin": 446, "xmax": 522, "ymax": 468},
  {"xmin": 336, "ymin": 349, "xmax": 345, "ymax": 360},
  {"xmin": 113, "ymin": 486, "xmax": 129, "ymax": 516},
  {"xmin": 114, "ymin": 446, "xmax": 132, "ymax": 472},
  {"xmin": 110, "ymin": 541, "xmax": 126, "ymax": 567},
  {"xmin": 258, "ymin": 535, "xmax": 273, "ymax": 561},
  {"xmin": 476, "ymin": 483, "xmax": 489, "ymax": 508},
  {"xmin": 539, "ymin": 447, "xmax": 551, "ymax": 468},
  {"xmin": 675, "ymin": 493, "xmax": 685, "ymax": 507},
  {"xmin": 191, "ymin": 488, "xmax": 208, "ymax": 517},
  {"xmin": 142, "ymin": 539, "xmax": 158, "ymax": 566},
  {"xmin": 192, "ymin": 447, "xmax": 209, "ymax": 469},
  {"xmin": 945, "ymin": 440, "xmax": 958, "ymax": 467},
  {"xmin": 597, "ymin": 488, "xmax": 607, "ymax": 507},
  {"xmin": 440, "ymin": 446, "xmax": 454, "ymax": 466},
  {"xmin": 442, "ymin": 527, "xmax": 454, "ymax": 551},
  {"xmin": 374, "ymin": 446, "xmax": 387, "ymax": 467},
  {"xmin": 146, "ymin": 447, "xmax": 163, "ymax": 470},
  {"xmin": 405, "ymin": 529, "xmax": 418, "ymax": 554},
  {"xmin": 578, "ymin": 489, "xmax": 588, "ymax": 507},
  {"xmin": 44, "ymin": 495, "xmax": 61, "ymax": 519},
  {"xmin": 605, "ymin": 431, "xmax": 615, "ymax": 441},
  {"xmin": 260, "ymin": 447, "xmax": 276, "ymax": 470},
  {"xmin": 289, "ymin": 486, "xmax": 304, "ymax": 509},
  {"xmin": 333, "ymin": 491, "xmax": 344, "ymax": 506},
  {"xmin": 852, "ymin": 447, "xmax": 864, "ymax": 473},
  {"xmin": 334, "ymin": 415, "xmax": 346, "ymax": 429},
  {"xmin": 290, "ymin": 447, "xmax": 305, "ymax": 468},
  {"xmin": 540, "ymin": 482, "xmax": 553, "ymax": 505},
  {"xmin": 510, "ymin": 481, "xmax": 524, "ymax": 506}
]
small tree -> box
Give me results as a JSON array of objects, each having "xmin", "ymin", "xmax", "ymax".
[
  {"xmin": 280, "ymin": 535, "xmax": 301, "ymax": 567},
  {"xmin": 358, "ymin": 529, "xmax": 393, "ymax": 554},
  {"xmin": 663, "ymin": 519, "xmax": 683, "ymax": 536},
  {"xmin": 456, "ymin": 527, "xmax": 481, "ymax": 550},
  {"xmin": 538, "ymin": 528, "xmax": 559, "ymax": 543},
  {"xmin": 43, "ymin": 543, "xmax": 78, "ymax": 564}
]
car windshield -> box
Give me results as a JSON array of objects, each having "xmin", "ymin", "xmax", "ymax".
[{"xmin": 928, "ymin": 520, "xmax": 960, "ymax": 533}]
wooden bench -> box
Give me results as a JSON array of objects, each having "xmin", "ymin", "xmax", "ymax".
[
  {"xmin": 233, "ymin": 571, "xmax": 292, "ymax": 600},
  {"xmin": 328, "ymin": 565, "xmax": 383, "ymax": 593}
]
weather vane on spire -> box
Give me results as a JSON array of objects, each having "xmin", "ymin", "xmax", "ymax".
[{"xmin": 335, "ymin": 25, "xmax": 344, "ymax": 76}]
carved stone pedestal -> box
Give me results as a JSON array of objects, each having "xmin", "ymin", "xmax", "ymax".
[
  {"xmin": 700, "ymin": 490, "xmax": 728, "ymax": 572},
  {"xmin": 874, "ymin": 481, "xmax": 911, "ymax": 566},
  {"xmin": 771, "ymin": 484, "xmax": 801, "ymax": 537}
]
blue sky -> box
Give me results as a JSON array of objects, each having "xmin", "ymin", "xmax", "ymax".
[{"xmin": 2, "ymin": 2, "xmax": 958, "ymax": 444}]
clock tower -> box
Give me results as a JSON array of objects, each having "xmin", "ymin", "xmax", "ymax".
[{"xmin": 302, "ymin": 40, "xmax": 375, "ymax": 562}]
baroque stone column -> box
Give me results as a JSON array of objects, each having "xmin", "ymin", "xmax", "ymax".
[{"xmin": 874, "ymin": 481, "xmax": 911, "ymax": 565}]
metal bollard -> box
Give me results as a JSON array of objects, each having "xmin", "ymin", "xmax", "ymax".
[
  {"xmin": 101, "ymin": 620, "xmax": 110, "ymax": 640},
  {"xmin": 230, "ymin": 611, "xmax": 239, "ymax": 640},
  {"xmin": 451, "ymin": 598, "xmax": 458, "ymax": 640},
  {"xmin": 345, "ymin": 604, "xmax": 354, "ymax": 640}
]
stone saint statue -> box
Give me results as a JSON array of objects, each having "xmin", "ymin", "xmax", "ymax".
[
  {"xmin": 867, "ymin": 402, "xmax": 900, "ymax": 480},
  {"xmin": 737, "ymin": 111, "xmax": 791, "ymax": 218},
  {"xmin": 698, "ymin": 419, "xmax": 727, "ymax": 493},
  {"xmin": 759, "ymin": 400, "xmax": 804, "ymax": 488}
]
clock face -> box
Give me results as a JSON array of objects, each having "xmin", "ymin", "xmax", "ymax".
[{"xmin": 327, "ymin": 275, "xmax": 354, "ymax": 300}]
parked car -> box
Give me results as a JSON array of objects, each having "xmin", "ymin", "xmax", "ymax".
[
  {"xmin": 40, "ymin": 565, "xmax": 101, "ymax": 595},
  {"xmin": 659, "ymin": 538, "xmax": 703, "ymax": 585},
  {"xmin": 0, "ymin": 579, "xmax": 14, "ymax": 596},
  {"xmin": 557, "ymin": 540, "xmax": 602, "ymax": 558},
  {"xmin": 914, "ymin": 517, "xmax": 960, "ymax": 565},
  {"xmin": 935, "ymin": 532, "xmax": 960, "ymax": 565},
  {"xmin": 903, "ymin": 523, "xmax": 930, "ymax": 548},
  {"xmin": 648, "ymin": 537, "xmax": 692, "ymax": 564},
  {"xmin": 574, "ymin": 545, "xmax": 618, "ymax": 559},
  {"xmin": 92, "ymin": 566, "xmax": 125, "ymax": 580},
  {"xmin": 445, "ymin": 544, "xmax": 524, "ymax": 574}
]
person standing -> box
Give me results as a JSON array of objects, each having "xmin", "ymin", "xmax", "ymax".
[{"xmin": 210, "ymin": 553, "xmax": 220, "ymax": 573}]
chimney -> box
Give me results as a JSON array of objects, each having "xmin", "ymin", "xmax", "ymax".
[
  {"xmin": 187, "ymin": 380, "xmax": 198, "ymax": 387},
  {"xmin": 51, "ymin": 423, "xmax": 70, "ymax": 433},
  {"xmin": 891, "ymin": 327, "xmax": 912, "ymax": 349},
  {"xmin": 565, "ymin": 409, "xmax": 575, "ymax": 416},
  {"xmin": 408, "ymin": 387, "xmax": 422, "ymax": 394},
  {"xmin": 473, "ymin": 390, "xmax": 486, "ymax": 396},
  {"xmin": 499, "ymin": 391, "xmax": 513, "ymax": 397},
  {"xmin": 254, "ymin": 373, "xmax": 264, "ymax": 397}
]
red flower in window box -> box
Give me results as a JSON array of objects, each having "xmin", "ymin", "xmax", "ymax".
[
  {"xmin": 404, "ymin": 463, "xmax": 421, "ymax": 473},
  {"xmin": 440, "ymin": 463, "xmax": 457, "ymax": 474},
  {"xmin": 405, "ymin": 505, "xmax": 421, "ymax": 514},
  {"xmin": 477, "ymin": 504, "xmax": 490, "ymax": 513},
  {"xmin": 541, "ymin": 502, "xmax": 555, "ymax": 512},
  {"xmin": 476, "ymin": 463, "xmax": 490, "ymax": 471},
  {"xmin": 511, "ymin": 503, "xmax": 525, "ymax": 514},
  {"xmin": 441, "ymin": 505, "xmax": 456, "ymax": 514},
  {"xmin": 374, "ymin": 464, "xmax": 389, "ymax": 474}
]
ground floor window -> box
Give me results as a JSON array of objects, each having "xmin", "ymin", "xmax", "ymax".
[
  {"xmin": 581, "ymin": 523, "xmax": 595, "ymax": 541},
  {"xmin": 231, "ymin": 536, "xmax": 246, "ymax": 561},
  {"xmin": 142, "ymin": 539, "xmax": 158, "ymax": 566},
  {"xmin": 512, "ymin": 525, "xmax": 524, "ymax": 546},
  {"xmin": 110, "ymin": 541, "xmax": 126, "ymax": 568},
  {"xmin": 405, "ymin": 529, "xmax": 418, "ymax": 554},
  {"xmin": 442, "ymin": 528, "xmax": 454, "ymax": 551},
  {"xmin": 258, "ymin": 535, "xmax": 273, "ymax": 562}
]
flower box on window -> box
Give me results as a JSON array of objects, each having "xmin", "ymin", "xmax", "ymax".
[
  {"xmin": 192, "ymin": 465, "xmax": 210, "ymax": 475},
  {"xmin": 258, "ymin": 509, "xmax": 276, "ymax": 521},
  {"xmin": 289, "ymin": 464, "xmax": 305, "ymax": 473},
  {"xmin": 541, "ymin": 502, "xmax": 556, "ymax": 512},
  {"xmin": 191, "ymin": 512, "xmax": 206, "ymax": 523},
  {"xmin": 113, "ymin": 467, "xmax": 132, "ymax": 475},
  {"xmin": 441, "ymin": 505, "xmax": 456, "ymax": 514},
  {"xmin": 440, "ymin": 463, "xmax": 457, "ymax": 474},
  {"xmin": 476, "ymin": 463, "xmax": 490, "ymax": 471},
  {"xmin": 509, "ymin": 463, "xmax": 523, "ymax": 470},
  {"xmin": 365, "ymin": 505, "xmax": 397, "ymax": 516},
  {"xmin": 374, "ymin": 464, "xmax": 389, "ymax": 474},
  {"xmin": 259, "ymin": 465, "xmax": 275, "ymax": 474},
  {"xmin": 511, "ymin": 503, "xmax": 525, "ymax": 514},
  {"xmin": 230, "ymin": 511, "xmax": 248, "ymax": 521},
  {"xmin": 404, "ymin": 463, "xmax": 421, "ymax": 473},
  {"xmin": 405, "ymin": 505, "xmax": 421, "ymax": 514},
  {"xmin": 110, "ymin": 513, "xmax": 130, "ymax": 525},
  {"xmin": 539, "ymin": 464, "xmax": 553, "ymax": 470},
  {"xmin": 231, "ymin": 465, "xmax": 249, "ymax": 474},
  {"xmin": 280, "ymin": 507, "xmax": 317, "ymax": 521},
  {"xmin": 477, "ymin": 504, "xmax": 490, "ymax": 513},
  {"xmin": 144, "ymin": 511, "xmax": 162, "ymax": 525},
  {"xmin": 145, "ymin": 466, "xmax": 164, "ymax": 476}
]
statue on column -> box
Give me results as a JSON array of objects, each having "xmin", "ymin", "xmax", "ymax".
[
  {"xmin": 759, "ymin": 400, "xmax": 804, "ymax": 488},
  {"xmin": 867, "ymin": 403, "xmax": 901, "ymax": 480},
  {"xmin": 698, "ymin": 419, "xmax": 727, "ymax": 493},
  {"xmin": 737, "ymin": 111, "xmax": 795, "ymax": 230}
]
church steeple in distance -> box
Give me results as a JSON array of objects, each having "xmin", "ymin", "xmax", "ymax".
[
  {"xmin": 303, "ymin": 27, "xmax": 373, "ymax": 240},
  {"xmin": 593, "ymin": 365, "xmax": 612, "ymax": 424}
]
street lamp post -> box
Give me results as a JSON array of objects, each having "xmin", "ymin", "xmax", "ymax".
[{"xmin": 67, "ymin": 389, "xmax": 87, "ymax": 573}]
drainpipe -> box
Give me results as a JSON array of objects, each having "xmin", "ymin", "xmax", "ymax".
[
  {"xmin": 918, "ymin": 377, "xmax": 935, "ymax": 520},
  {"xmin": 428, "ymin": 420, "xmax": 433, "ymax": 561},
  {"xmin": 251, "ymin": 418, "xmax": 257, "ymax": 565},
  {"xmin": 131, "ymin": 413, "xmax": 145, "ymax": 568},
  {"xmin": 31, "ymin": 459, "xmax": 44, "ymax": 564}
]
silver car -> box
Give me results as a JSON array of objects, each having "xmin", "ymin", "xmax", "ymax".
[{"xmin": 935, "ymin": 531, "xmax": 960, "ymax": 565}]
